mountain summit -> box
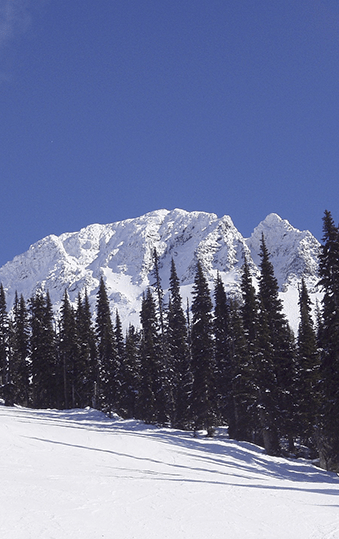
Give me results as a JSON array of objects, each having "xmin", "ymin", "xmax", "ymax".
[{"xmin": 0, "ymin": 209, "xmax": 320, "ymax": 330}]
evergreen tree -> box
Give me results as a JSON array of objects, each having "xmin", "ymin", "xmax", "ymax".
[
  {"xmin": 11, "ymin": 293, "xmax": 30, "ymax": 406},
  {"xmin": 120, "ymin": 323, "xmax": 140, "ymax": 418},
  {"xmin": 167, "ymin": 258, "xmax": 191, "ymax": 429},
  {"xmin": 114, "ymin": 310, "xmax": 129, "ymax": 417},
  {"xmin": 96, "ymin": 276, "xmax": 120, "ymax": 413},
  {"xmin": 58, "ymin": 291, "xmax": 81, "ymax": 409},
  {"xmin": 228, "ymin": 298, "xmax": 255, "ymax": 441},
  {"xmin": 136, "ymin": 288, "xmax": 160, "ymax": 423},
  {"xmin": 257, "ymin": 235, "xmax": 297, "ymax": 454},
  {"xmin": 76, "ymin": 289, "xmax": 98, "ymax": 407},
  {"xmin": 240, "ymin": 258, "xmax": 259, "ymax": 345},
  {"xmin": 190, "ymin": 262, "xmax": 215, "ymax": 435},
  {"xmin": 296, "ymin": 278, "xmax": 320, "ymax": 448},
  {"xmin": 30, "ymin": 291, "xmax": 57, "ymax": 408},
  {"xmin": 151, "ymin": 249, "xmax": 174, "ymax": 423},
  {"xmin": 317, "ymin": 210, "xmax": 339, "ymax": 471},
  {"xmin": 151, "ymin": 248, "xmax": 165, "ymax": 337},
  {"xmin": 0, "ymin": 284, "xmax": 12, "ymax": 405},
  {"xmin": 213, "ymin": 272, "xmax": 232, "ymax": 425}
]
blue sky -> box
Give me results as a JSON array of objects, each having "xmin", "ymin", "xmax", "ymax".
[{"xmin": 1, "ymin": 0, "xmax": 339, "ymax": 267}]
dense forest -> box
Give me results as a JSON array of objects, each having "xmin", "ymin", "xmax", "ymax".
[{"xmin": 1, "ymin": 210, "xmax": 339, "ymax": 472}]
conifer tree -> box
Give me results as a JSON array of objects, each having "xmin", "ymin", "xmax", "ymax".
[
  {"xmin": 190, "ymin": 262, "xmax": 215, "ymax": 435},
  {"xmin": 213, "ymin": 273, "xmax": 232, "ymax": 425},
  {"xmin": 11, "ymin": 293, "xmax": 30, "ymax": 406},
  {"xmin": 58, "ymin": 291, "xmax": 81, "ymax": 409},
  {"xmin": 296, "ymin": 278, "xmax": 319, "ymax": 447},
  {"xmin": 96, "ymin": 276, "xmax": 120, "ymax": 413},
  {"xmin": 317, "ymin": 210, "xmax": 339, "ymax": 471},
  {"xmin": 114, "ymin": 310, "xmax": 128, "ymax": 417},
  {"xmin": 0, "ymin": 284, "xmax": 11, "ymax": 404},
  {"xmin": 228, "ymin": 298, "xmax": 255, "ymax": 441},
  {"xmin": 240, "ymin": 258, "xmax": 259, "ymax": 345},
  {"xmin": 240, "ymin": 259, "xmax": 262, "ymax": 442},
  {"xmin": 76, "ymin": 289, "xmax": 98, "ymax": 407},
  {"xmin": 152, "ymin": 248, "xmax": 165, "ymax": 337},
  {"xmin": 30, "ymin": 291, "xmax": 57, "ymax": 408},
  {"xmin": 120, "ymin": 324, "xmax": 140, "ymax": 418},
  {"xmin": 151, "ymin": 249, "xmax": 174, "ymax": 423},
  {"xmin": 167, "ymin": 258, "xmax": 191, "ymax": 428},
  {"xmin": 136, "ymin": 288, "xmax": 160, "ymax": 423},
  {"xmin": 257, "ymin": 235, "xmax": 297, "ymax": 454}
]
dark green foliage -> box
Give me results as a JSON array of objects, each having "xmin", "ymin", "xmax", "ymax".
[
  {"xmin": 58, "ymin": 291, "xmax": 83, "ymax": 409},
  {"xmin": 30, "ymin": 291, "xmax": 57, "ymax": 409},
  {"xmin": 151, "ymin": 250, "xmax": 174, "ymax": 425},
  {"xmin": 96, "ymin": 277, "xmax": 120, "ymax": 413},
  {"xmin": 190, "ymin": 262, "xmax": 215, "ymax": 434},
  {"xmin": 240, "ymin": 259, "xmax": 262, "ymax": 442},
  {"xmin": 119, "ymin": 324, "xmax": 140, "ymax": 418},
  {"xmin": 152, "ymin": 248, "xmax": 165, "ymax": 337},
  {"xmin": 240, "ymin": 258, "xmax": 259, "ymax": 345},
  {"xmin": 213, "ymin": 273, "xmax": 232, "ymax": 425},
  {"xmin": 11, "ymin": 293, "xmax": 30, "ymax": 406},
  {"xmin": 257, "ymin": 235, "xmax": 297, "ymax": 455},
  {"xmin": 0, "ymin": 284, "xmax": 12, "ymax": 405},
  {"xmin": 75, "ymin": 290, "xmax": 98, "ymax": 407},
  {"xmin": 296, "ymin": 278, "xmax": 320, "ymax": 446},
  {"xmin": 227, "ymin": 298, "xmax": 256, "ymax": 441},
  {"xmin": 167, "ymin": 258, "xmax": 191, "ymax": 429},
  {"xmin": 136, "ymin": 288, "xmax": 160, "ymax": 423},
  {"xmin": 317, "ymin": 210, "xmax": 339, "ymax": 471}
]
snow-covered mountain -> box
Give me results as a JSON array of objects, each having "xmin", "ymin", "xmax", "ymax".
[{"xmin": 0, "ymin": 209, "xmax": 321, "ymax": 332}]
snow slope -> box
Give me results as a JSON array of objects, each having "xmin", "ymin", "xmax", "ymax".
[
  {"xmin": 1, "ymin": 405, "xmax": 338, "ymax": 539},
  {"xmin": 0, "ymin": 209, "xmax": 321, "ymax": 332}
]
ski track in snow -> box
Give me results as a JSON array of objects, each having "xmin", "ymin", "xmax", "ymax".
[{"xmin": 0, "ymin": 406, "xmax": 338, "ymax": 539}]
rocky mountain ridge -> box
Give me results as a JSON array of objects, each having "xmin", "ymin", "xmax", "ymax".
[{"xmin": 0, "ymin": 209, "xmax": 321, "ymax": 331}]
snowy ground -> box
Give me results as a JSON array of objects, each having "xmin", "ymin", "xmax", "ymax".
[{"xmin": 1, "ymin": 406, "xmax": 338, "ymax": 539}]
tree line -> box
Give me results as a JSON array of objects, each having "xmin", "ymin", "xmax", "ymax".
[{"xmin": 1, "ymin": 210, "xmax": 339, "ymax": 471}]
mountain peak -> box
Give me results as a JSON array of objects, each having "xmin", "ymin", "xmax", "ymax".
[{"xmin": 0, "ymin": 209, "xmax": 320, "ymax": 332}]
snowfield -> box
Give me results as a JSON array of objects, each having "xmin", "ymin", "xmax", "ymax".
[{"xmin": 1, "ymin": 406, "xmax": 338, "ymax": 539}]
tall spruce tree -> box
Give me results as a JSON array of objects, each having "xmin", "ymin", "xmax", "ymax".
[
  {"xmin": 257, "ymin": 235, "xmax": 297, "ymax": 454},
  {"xmin": 190, "ymin": 262, "xmax": 215, "ymax": 435},
  {"xmin": 96, "ymin": 276, "xmax": 120, "ymax": 413},
  {"xmin": 213, "ymin": 272, "xmax": 232, "ymax": 425},
  {"xmin": 76, "ymin": 289, "xmax": 98, "ymax": 407},
  {"xmin": 317, "ymin": 210, "xmax": 339, "ymax": 471},
  {"xmin": 136, "ymin": 288, "xmax": 160, "ymax": 423},
  {"xmin": 167, "ymin": 258, "xmax": 191, "ymax": 429},
  {"xmin": 240, "ymin": 258, "xmax": 262, "ymax": 443},
  {"xmin": 0, "ymin": 284, "xmax": 11, "ymax": 404},
  {"xmin": 296, "ymin": 278, "xmax": 319, "ymax": 448},
  {"xmin": 114, "ymin": 310, "xmax": 127, "ymax": 417},
  {"xmin": 228, "ymin": 298, "xmax": 255, "ymax": 441},
  {"xmin": 30, "ymin": 291, "xmax": 57, "ymax": 408},
  {"xmin": 120, "ymin": 323, "xmax": 141, "ymax": 418},
  {"xmin": 58, "ymin": 291, "xmax": 82, "ymax": 409},
  {"xmin": 11, "ymin": 293, "xmax": 30, "ymax": 406},
  {"xmin": 152, "ymin": 248, "xmax": 165, "ymax": 338}
]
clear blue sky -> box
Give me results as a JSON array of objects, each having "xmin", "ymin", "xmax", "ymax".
[{"xmin": 1, "ymin": 0, "xmax": 339, "ymax": 267}]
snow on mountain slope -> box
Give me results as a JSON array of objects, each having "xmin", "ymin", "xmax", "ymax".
[
  {"xmin": 247, "ymin": 213, "xmax": 320, "ymax": 290},
  {"xmin": 0, "ymin": 405, "xmax": 338, "ymax": 539},
  {"xmin": 0, "ymin": 209, "xmax": 321, "ymax": 331}
]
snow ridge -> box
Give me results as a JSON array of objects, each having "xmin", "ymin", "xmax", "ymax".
[{"xmin": 0, "ymin": 209, "xmax": 321, "ymax": 331}]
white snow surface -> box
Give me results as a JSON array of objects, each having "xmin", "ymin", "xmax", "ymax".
[
  {"xmin": 1, "ymin": 405, "xmax": 338, "ymax": 539},
  {"xmin": 0, "ymin": 209, "xmax": 321, "ymax": 332}
]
